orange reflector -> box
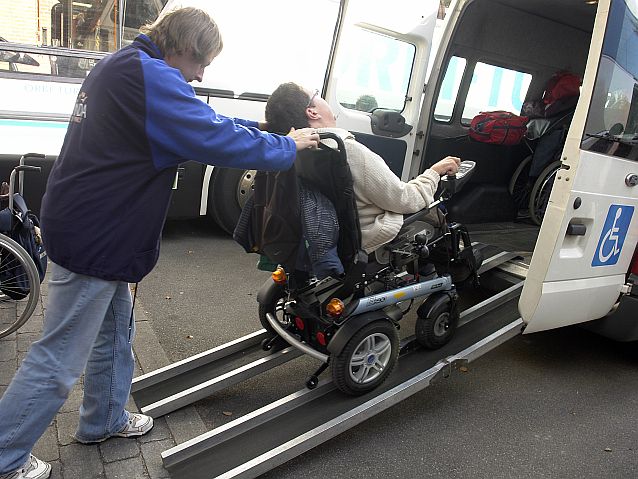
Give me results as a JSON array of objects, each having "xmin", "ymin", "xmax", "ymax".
[
  {"xmin": 326, "ymin": 298, "xmax": 345, "ymax": 317},
  {"xmin": 316, "ymin": 331, "xmax": 327, "ymax": 346},
  {"xmin": 294, "ymin": 316, "xmax": 305, "ymax": 331},
  {"xmin": 271, "ymin": 266, "xmax": 287, "ymax": 284}
]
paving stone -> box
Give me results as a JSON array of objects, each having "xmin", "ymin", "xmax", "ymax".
[
  {"xmin": 0, "ymin": 331, "xmax": 16, "ymax": 341},
  {"xmin": 0, "ymin": 339, "xmax": 16, "ymax": 361},
  {"xmin": 56, "ymin": 411, "xmax": 79, "ymax": 446},
  {"xmin": 49, "ymin": 460, "xmax": 63, "ymax": 479},
  {"xmin": 17, "ymin": 351, "xmax": 27, "ymax": 365},
  {"xmin": 60, "ymin": 443, "xmax": 104, "ymax": 478},
  {"xmin": 60, "ymin": 384, "xmax": 84, "ymax": 414},
  {"xmin": 140, "ymin": 439, "xmax": 173, "ymax": 479},
  {"xmin": 140, "ymin": 417, "xmax": 172, "ymax": 444},
  {"xmin": 18, "ymin": 314, "xmax": 43, "ymax": 333},
  {"xmin": 104, "ymin": 455, "xmax": 148, "ymax": 479},
  {"xmin": 164, "ymin": 406, "xmax": 207, "ymax": 445},
  {"xmin": 99, "ymin": 437, "xmax": 140, "ymax": 463},
  {"xmin": 16, "ymin": 331, "xmax": 40, "ymax": 352},
  {"xmin": 33, "ymin": 424, "xmax": 60, "ymax": 462},
  {"xmin": 0, "ymin": 359, "xmax": 16, "ymax": 385}
]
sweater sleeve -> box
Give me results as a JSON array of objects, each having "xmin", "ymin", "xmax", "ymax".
[
  {"xmin": 353, "ymin": 141, "xmax": 440, "ymax": 214},
  {"xmin": 141, "ymin": 59, "xmax": 295, "ymax": 171}
]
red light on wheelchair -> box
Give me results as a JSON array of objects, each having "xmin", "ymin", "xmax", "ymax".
[
  {"xmin": 326, "ymin": 298, "xmax": 345, "ymax": 317},
  {"xmin": 294, "ymin": 316, "xmax": 305, "ymax": 331},
  {"xmin": 316, "ymin": 331, "xmax": 327, "ymax": 346},
  {"xmin": 271, "ymin": 267, "xmax": 287, "ymax": 284}
]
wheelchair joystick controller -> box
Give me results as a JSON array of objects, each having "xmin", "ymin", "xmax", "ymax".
[{"xmin": 440, "ymin": 160, "xmax": 476, "ymax": 198}]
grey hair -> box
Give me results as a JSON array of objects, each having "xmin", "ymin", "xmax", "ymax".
[{"xmin": 140, "ymin": 7, "xmax": 223, "ymax": 63}]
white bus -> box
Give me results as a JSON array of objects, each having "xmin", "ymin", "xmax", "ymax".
[{"xmin": 1, "ymin": 0, "xmax": 636, "ymax": 337}]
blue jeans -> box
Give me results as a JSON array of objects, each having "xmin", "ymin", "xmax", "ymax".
[{"xmin": 0, "ymin": 262, "xmax": 136, "ymax": 474}]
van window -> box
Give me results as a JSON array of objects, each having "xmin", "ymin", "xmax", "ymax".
[
  {"xmin": 193, "ymin": 0, "xmax": 339, "ymax": 97},
  {"xmin": 582, "ymin": 0, "xmax": 638, "ymax": 160},
  {"xmin": 461, "ymin": 62, "xmax": 531, "ymax": 123},
  {"xmin": 433, "ymin": 56, "xmax": 467, "ymax": 121},
  {"xmin": 334, "ymin": 28, "xmax": 416, "ymax": 112}
]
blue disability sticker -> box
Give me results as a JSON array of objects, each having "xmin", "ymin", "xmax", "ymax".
[{"xmin": 592, "ymin": 204, "xmax": 634, "ymax": 267}]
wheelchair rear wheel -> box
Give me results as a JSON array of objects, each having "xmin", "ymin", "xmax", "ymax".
[
  {"xmin": 331, "ymin": 320, "xmax": 399, "ymax": 395},
  {"xmin": 0, "ymin": 233, "xmax": 41, "ymax": 339},
  {"xmin": 529, "ymin": 161, "xmax": 561, "ymax": 226}
]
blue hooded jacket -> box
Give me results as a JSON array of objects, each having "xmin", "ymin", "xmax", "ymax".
[{"xmin": 40, "ymin": 35, "xmax": 296, "ymax": 282}]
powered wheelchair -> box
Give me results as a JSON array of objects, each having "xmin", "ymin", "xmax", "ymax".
[{"xmin": 250, "ymin": 132, "xmax": 480, "ymax": 396}]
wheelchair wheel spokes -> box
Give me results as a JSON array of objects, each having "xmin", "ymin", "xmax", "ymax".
[
  {"xmin": 332, "ymin": 320, "xmax": 399, "ymax": 395},
  {"xmin": 349, "ymin": 333, "xmax": 392, "ymax": 384},
  {"xmin": 0, "ymin": 233, "xmax": 41, "ymax": 339},
  {"xmin": 529, "ymin": 161, "xmax": 561, "ymax": 226}
]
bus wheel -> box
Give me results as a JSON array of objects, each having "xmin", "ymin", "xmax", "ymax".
[{"xmin": 208, "ymin": 168, "xmax": 256, "ymax": 234}]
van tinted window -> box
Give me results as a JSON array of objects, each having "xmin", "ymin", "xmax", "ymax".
[
  {"xmin": 461, "ymin": 62, "xmax": 531, "ymax": 123},
  {"xmin": 434, "ymin": 56, "xmax": 467, "ymax": 122},
  {"xmin": 334, "ymin": 28, "xmax": 415, "ymax": 112}
]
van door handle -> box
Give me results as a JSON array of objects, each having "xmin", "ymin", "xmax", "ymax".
[{"xmin": 566, "ymin": 223, "xmax": 587, "ymax": 236}]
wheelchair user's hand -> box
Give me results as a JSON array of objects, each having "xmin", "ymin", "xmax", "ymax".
[
  {"xmin": 430, "ymin": 156, "xmax": 461, "ymax": 176},
  {"xmin": 287, "ymin": 127, "xmax": 320, "ymax": 151}
]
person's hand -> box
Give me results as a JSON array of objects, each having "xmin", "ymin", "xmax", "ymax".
[
  {"xmin": 288, "ymin": 127, "xmax": 320, "ymax": 151},
  {"xmin": 430, "ymin": 156, "xmax": 461, "ymax": 176}
]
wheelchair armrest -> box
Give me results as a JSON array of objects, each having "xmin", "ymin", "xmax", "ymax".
[{"xmin": 402, "ymin": 199, "xmax": 442, "ymax": 227}]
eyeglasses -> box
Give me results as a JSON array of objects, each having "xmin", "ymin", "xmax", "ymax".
[{"xmin": 306, "ymin": 89, "xmax": 319, "ymax": 108}]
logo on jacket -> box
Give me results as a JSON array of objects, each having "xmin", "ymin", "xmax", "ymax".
[
  {"xmin": 71, "ymin": 91, "xmax": 88, "ymax": 123},
  {"xmin": 592, "ymin": 204, "xmax": 634, "ymax": 267}
]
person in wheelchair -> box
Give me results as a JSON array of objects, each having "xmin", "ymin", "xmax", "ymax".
[{"xmin": 265, "ymin": 82, "xmax": 461, "ymax": 254}]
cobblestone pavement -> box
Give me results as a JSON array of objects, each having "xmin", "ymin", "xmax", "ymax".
[{"xmin": 0, "ymin": 278, "xmax": 206, "ymax": 479}]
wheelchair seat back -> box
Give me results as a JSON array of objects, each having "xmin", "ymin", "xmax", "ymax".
[{"xmin": 295, "ymin": 133, "xmax": 365, "ymax": 273}]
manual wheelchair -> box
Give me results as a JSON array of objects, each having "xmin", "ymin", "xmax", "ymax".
[{"xmin": 255, "ymin": 132, "xmax": 480, "ymax": 395}]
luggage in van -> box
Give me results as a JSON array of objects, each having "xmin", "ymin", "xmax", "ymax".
[{"xmin": 468, "ymin": 111, "xmax": 528, "ymax": 145}]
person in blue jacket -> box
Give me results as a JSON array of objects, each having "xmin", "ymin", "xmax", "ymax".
[{"xmin": 0, "ymin": 7, "xmax": 319, "ymax": 479}]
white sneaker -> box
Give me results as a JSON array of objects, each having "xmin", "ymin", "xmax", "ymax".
[
  {"xmin": 114, "ymin": 412, "xmax": 153, "ymax": 438},
  {"xmin": 0, "ymin": 455, "xmax": 51, "ymax": 479}
]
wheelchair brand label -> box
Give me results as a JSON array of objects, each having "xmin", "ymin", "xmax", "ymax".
[{"xmin": 592, "ymin": 204, "xmax": 634, "ymax": 267}]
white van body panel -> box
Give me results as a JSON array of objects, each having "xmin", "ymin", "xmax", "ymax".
[{"xmin": 520, "ymin": 0, "xmax": 638, "ymax": 333}]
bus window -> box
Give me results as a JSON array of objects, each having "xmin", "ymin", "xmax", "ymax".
[
  {"xmin": 461, "ymin": 62, "xmax": 531, "ymax": 123},
  {"xmin": 433, "ymin": 55, "xmax": 467, "ymax": 122},
  {"xmin": 333, "ymin": 27, "xmax": 416, "ymax": 113},
  {"xmin": 582, "ymin": 0, "xmax": 638, "ymax": 160}
]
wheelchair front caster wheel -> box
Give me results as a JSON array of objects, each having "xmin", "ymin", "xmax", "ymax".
[
  {"xmin": 306, "ymin": 376, "xmax": 319, "ymax": 389},
  {"xmin": 415, "ymin": 299, "xmax": 458, "ymax": 349}
]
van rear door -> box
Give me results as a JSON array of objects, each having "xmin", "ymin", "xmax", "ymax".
[
  {"xmin": 324, "ymin": 0, "xmax": 440, "ymax": 180},
  {"xmin": 520, "ymin": 0, "xmax": 638, "ymax": 333}
]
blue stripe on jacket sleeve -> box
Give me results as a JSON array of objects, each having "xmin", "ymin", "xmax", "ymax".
[{"xmin": 140, "ymin": 55, "xmax": 295, "ymax": 171}]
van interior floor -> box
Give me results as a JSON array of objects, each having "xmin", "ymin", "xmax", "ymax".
[{"xmin": 466, "ymin": 221, "xmax": 540, "ymax": 265}]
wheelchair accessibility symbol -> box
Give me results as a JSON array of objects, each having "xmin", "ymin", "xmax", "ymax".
[{"xmin": 592, "ymin": 204, "xmax": 634, "ymax": 267}]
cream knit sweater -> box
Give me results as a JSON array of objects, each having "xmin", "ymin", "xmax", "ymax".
[{"xmin": 319, "ymin": 127, "xmax": 440, "ymax": 253}]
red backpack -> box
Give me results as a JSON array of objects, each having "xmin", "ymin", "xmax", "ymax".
[
  {"xmin": 469, "ymin": 111, "xmax": 528, "ymax": 145},
  {"xmin": 543, "ymin": 72, "xmax": 581, "ymax": 106}
]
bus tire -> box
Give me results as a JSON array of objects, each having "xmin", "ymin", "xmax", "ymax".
[{"xmin": 208, "ymin": 168, "xmax": 256, "ymax": 235}]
